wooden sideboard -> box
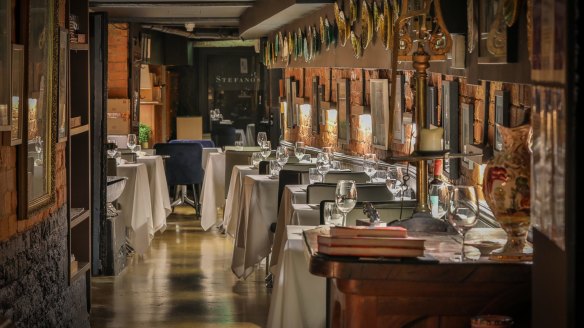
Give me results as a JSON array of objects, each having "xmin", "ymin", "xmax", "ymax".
[{"xmin": 305, "ymin": 228, "xmax": 532, "ymax": 328}]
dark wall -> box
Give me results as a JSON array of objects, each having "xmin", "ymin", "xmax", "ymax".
[
  {"xmin": 0, "ymin": 207, "xmax": 90, "ymax": 327},
  {"xmin": 194, "ymin": 46, "xmax": 261, "ymax": 132}
]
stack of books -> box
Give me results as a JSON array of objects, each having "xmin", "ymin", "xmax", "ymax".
[{"xmin": 317, "ymin": 226, "xmax": 425, "ymax": 258}]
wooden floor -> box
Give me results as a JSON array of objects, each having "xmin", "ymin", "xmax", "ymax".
[{"xmin": 90, "ymin": 206, "xmax": 271, "ymax": 327}]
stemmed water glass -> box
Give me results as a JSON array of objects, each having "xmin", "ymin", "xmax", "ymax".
[
  {"xmin": 363, "ymin": 153, "xmax": 377, "ymax": 183},
  {"xmin": 446, "ymin": 185, "xmax": 479, "ymax": 262},
  {"xmin": 251, "ymin": 152, "xmax": 263, "ymax": 168},
  {"xmin": 294, "ymin": 141, "xmax": 305, "ymax": 161},
  {"xmin": 316, "ymin": 152, "xmax": 331, "ymax": 181},
  {"xmin": 335, "ymin": 180, "xmax": 357, "ymax": 226},
  {"xmin": 127, "ymin": 134, "xmax": 137, "ymax": 152},
  {"xmin": 276, "ymin": 146, "xmax": 289, "ymax": 167},
  {"xmin": 257, "ymin": 132, "xmax": 267, "ymax": 147},
  {"xmin": 107, "ymin": 139, "xmax": 119, "ymax": 158},
  {"xmin": 260, "ymin": 140, "xmax": 271, "ymax": 160}
]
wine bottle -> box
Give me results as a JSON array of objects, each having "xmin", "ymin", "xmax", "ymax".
[{"xmin": 429, "ymin": 159, "xmax": 444, "ymax": 218}]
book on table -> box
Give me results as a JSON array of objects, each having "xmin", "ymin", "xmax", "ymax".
[
  {"xmin": 316, "ymin": 243, "xmax": 425, "ymax": 257},
  {"xmin": 329, "ymin": 225, "xmax": 408, "ymax": 238},
  {"xmin": 317, "ymin": 234, "xmax": 425, "ymax": 249}
]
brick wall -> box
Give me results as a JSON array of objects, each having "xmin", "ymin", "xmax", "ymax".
[
  {"xmin": 283, "ymin": 68, "xmax": 532, "ymax": 187},
  {"xmin": 108, "ymin": 23, "xmax": 129, "ymax": 98}
]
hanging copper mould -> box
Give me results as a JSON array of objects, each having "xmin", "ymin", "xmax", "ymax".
[
  {"xmin": 349, "ymin": 0, "xmax": 358, "ymax": 26},
  {"xmin": 305, "ymin": 26, "xmax": 312, "ymax": 62},
  {"xmin": 328, "ymin": 19, "xmax": 336, "ymax": 50},
  {"xmin": 382, "ymin": 0, "xmax": 393, "ymax": 50},
  {"xmin": 320, "ymin": 17, "xmax": 326, "ymax": 44},
  {"xmin": 373, "ymin": 0, "xmax": 383, "ymax": 33},
  {"xmin": 350, "ymin": 30, "xmax": 362, "ymax": 59},
  {"xmin": 274, "ymin": 33, "xmax": 280, "ymax": 57},
  {"xmin": 282, "ymin": 35, "xmax": 290, "ymax": 66},
  {"xmin": 335, "ymin": 2, "xmax": 348, "ymax": 47},
  {"xmin": 297, "ymin": 28, "xmax": 304, "ymax": 58},
  {"xmin": 361, "ymin": 0, "xmax": 373, "ymax": 49}
]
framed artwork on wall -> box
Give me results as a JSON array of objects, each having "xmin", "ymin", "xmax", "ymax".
[
  {"xmin": 426, "ymin": 85, "xmax": 438, "ymax": 127},
  {"xmin": 494, "ymin": 90, "xmax": 510, "ymax": 153},
  {"xmin": 311, "ymin": 76, "xmax": 320, "ymax": 133},
  {"xmin": 337, "ymin": 78, "xmax": 350, "ymax": 144},
  {"xmin": 58, "ymin": 29, "xmax": 69, "ymax": 142},
  {"xmin": 370, "ymin": 78, "xmax": 389, "ymax": 150},
  {"xmin": 392, "ymin": 74, "xmax": 405, "ymax": 144},
  {"xmin": 442, "ymin": 80, "xmax": 460, "ymax": 179},
  {"xmin": 461, "ymin": 102, "xmax": 475, "ymax": 169}
]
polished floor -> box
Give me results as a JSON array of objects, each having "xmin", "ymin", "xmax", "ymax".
[{"xmin": 90, "ymin": 206, "xmax": 271, "ymax": 328}]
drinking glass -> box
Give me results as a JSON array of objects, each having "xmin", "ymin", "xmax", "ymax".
[
  {"xmin": 234, "ymin": 140, "xmax": 244, "ymax": 151},
  {"xmin": 386, "ymin": 166, "xmax": 400, "ymax": 198},
  {"xmin": 330, "ymin": 160, "xmax": 341, "ymax": 171},
  {"xmin": 257, "ymin": 132, "xmax": 268, "ymax": 147},
  {"xmin": 324, "ymin": 202, "xmax": 343, "ymax": 226},
  {"xmin": 260, "ymin": 140, "xmax": 271, "ymax": 159},
  {"xmin": 133, "ymin": 145, "xmax": 142, "ymax": 156},
  {"xmin": 374, "ymin": 169, "xmax": 387, "ymax": 184},
  {"xmin": 335, "ymin": 180, "xmax": 357, "ymax": 226},
  {"xmin": 446, "ymin": 185, "xmax": 479, "ymax": 262},
  {"xmin": 107, "ymin": 139, "xmax": 118, "ymax": 158},
  {"xmin": 127, "ymin": 134, "xmax": 137, "ymax": 152},
  {"xmin": 363, "ymin": 153, "xmax": 378, "ymax": 183},
  {"xmin": 429, "ymin": 183, "xmax": 449, "ymax": 220},
  {"xmin": 309, "ymin": 168, "xmax": 323, "ymax": 184},
  {"xmin": 269, "ymin": 159, "xmax": 280, "ymax": 177},
  {"xmin": 276, "ymin": 146, "xmax": 289, "ymax": 167},
  {"xmin": 294, "ymin": 141, "xmax": 305, "ymax": 161},
  {"xmin": 316, "ymin": 152, "xmax": 331, "ymax": 180},
  {"xmin": 251, "ymin": 152, "xmax": 263, "ymax": 168}
]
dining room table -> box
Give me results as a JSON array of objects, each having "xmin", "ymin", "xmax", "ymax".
[
  {"xmin": 136, "ymin": 155, "xmax": 171, "ymax": 233},
  {"xmin": 222, "ymin": 165, "xmax": 259, "ymax": 236},
  {"xmin": 231, "ymin": 174, "xmax": 279, "ymax": 279},
  {"xmin": 200, "ymin": 152, "xmax": 226, "ymax": 230}
]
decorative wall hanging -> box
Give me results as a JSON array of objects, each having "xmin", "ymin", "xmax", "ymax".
[
  {"xmin": 361, "ymin": 0, "xmax": 373, "ymax": 49},
  {"xmin": 478, "ymin": 0, "xmax": 519, "ymax": 64},
  {"xmin": 334, "ymin": 2, "xmax": 349, "ymax": 47},
  {"xmin": 373, "ymin": 1, "xmax": 383, "ymax": 33},
  {"xmin": 349, "ymin": 0, "xmax": 358, "ymax": 26},
  {"xmin": 467, "ymin": 0, "xmax": 478, "ymax": 53},
  {"xmin": 382, "ymin": 0, "xmax": 393, "ymax": 50},
  {"xmin": 337, "ymin": 79, "xmax": 350, "ymax": 144},
  {"xmin": 370, "ymin": 79, "xmax": 390, "ymax": 150},
  {"xmin": 350, "ymin": 31, "xmax": 362, "ymax": 59}
]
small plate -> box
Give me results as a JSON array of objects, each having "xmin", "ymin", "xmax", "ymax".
[{"xmin": 268, "ymin": 175, "xmax": 279, "ymax": 180}]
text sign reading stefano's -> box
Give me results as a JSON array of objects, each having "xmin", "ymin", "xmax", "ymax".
[{"xmin": 214, "ymin": 74, "xmax": 260, "ymax": 90}]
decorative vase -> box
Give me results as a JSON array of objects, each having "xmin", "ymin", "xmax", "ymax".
[
  {"xmin": 483, "ymin": 124, "xmax": 532, "ymax": 261},
  {"xmin": 141, "ymin": 141, "xmax": 149, "ymax": 149}
]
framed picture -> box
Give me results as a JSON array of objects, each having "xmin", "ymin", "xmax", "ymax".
[
  {"xmin": 392, "ymin": 74, "xmax": 405, "ymax": 144},
  {"xmin": 240, "ymin": 58, "xmax": 248, "ymax": 74},
  {"xmin": 461, "ymin": 102, "xmax": 475, "ymax": 169},
  {"xmin": 311, "ymin": 76, "xmax": 320, "ymax": 133},
  {"xmin": 477, "ymin": 0, "xmax": 518, "ymax": 64},
  {"xmin": 58, "ymin": 29, "xmax": 68, "ymax": 142},
  {"xmin": 285, "ymin": 77, "xmax": 293, "ymax": 128},
  {"xmin": 442, "ymin": 80, "xmax": 460, "ymax": 179},
  {"xmin": 494, "ymin": 90, "xmax": 510, "ymax": 152},
  {"xmin": 370, "ymin": 79, "xmax": 389, "ymax": 150},
  {"xmin": 337, "ymin": 79, "xmax": 350, "ymax": 144},
  {"xmin": 426, "ymin": 85, "xmax": 438, "ymax": 127}
]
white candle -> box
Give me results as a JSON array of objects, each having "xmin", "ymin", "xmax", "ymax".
[{"xmin": 419, "ymin": 127, "xmax": 444, "ymax": 152}]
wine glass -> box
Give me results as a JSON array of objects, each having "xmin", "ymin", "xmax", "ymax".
[
  {"xmin": 335, "ymin": 180, "xmax": 357, "ymax": 226},
  {"xmin": 276, "ymin": 146, "xmax": 289, "ymax": 167},
  {"xmin": 363, "ymin": 153, "xmax": 378, "ymax": 183},
  {"xmin": 294, "ymin": 141, "xmax": 305, "ymax": 161},
  {"xmin": 251, "ymin": 152, "xmax": 263, "ymax": 168},
  {"xmin": 386, "ymin": 166, "xmax": 400, "ymax": 198},
  {"xmin": 107, "ymin": 139, "xmax": 118, "ymax": 158},
  {"xmin": 260, "ymin": 140, "xmax": 271, "ymax": 160},
  {"xmin": 308, "ymin": 168, "xmax": 323, "ymax": 184},
  {"xmin": 257, "ymin": 132, "xmax": 267, "ymax": 147},
  {"xmin": 127, "ymin": 134, "xmax": 137, "ymax": 152},
  {"xmin": 269, "ymin": 159, "xmax": 280, "ymax": 177},
  {"xmin": 316, "ymin": 152, "xmax": 331, "ymax": 180},
  {"xmin": 446, "ymin": 185, "xmax": 479, "ymax": 262},
  {"xmin": 429, "ymin": 183, "xmax": 450, "ymax": 220}
]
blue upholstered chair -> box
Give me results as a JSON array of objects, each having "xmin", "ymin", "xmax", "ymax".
[
  {"xmin": 153, "ymin": 143, "xmax": 204, "ymax": 214},
  {"xmin": 169, "ymin": 139, "xmax": 216, "ymax": 148}
]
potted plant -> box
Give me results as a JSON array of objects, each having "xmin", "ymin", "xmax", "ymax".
[{"xmin": 139, "ymin": 123, "xmax": 152, "ymax": 149}]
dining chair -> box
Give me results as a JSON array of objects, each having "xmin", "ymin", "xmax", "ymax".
[
  {"xmin": 153, "ymin": 143, "xmax": 204, "ymax": 214},
  {"xmin": 212, "ymin": 124, "xmax": 236, "ymax": 148},
  {"xmin": 307, "ymin": 183, "xmax": 394, "ymax": 205},
  {"xmin": 224, "ymin": 150, "xmax": 255, "ymax": 198},
  {"xmin": 324, "ymin": 171, "xmax": 369, "ymax": 183},
  {"xmin": 169, "ymin": 139, "xmax": 216, "ymax": 148},
  {"xmin": 319, "ymin": 200, "xmax": 417, "ymax": 226}
]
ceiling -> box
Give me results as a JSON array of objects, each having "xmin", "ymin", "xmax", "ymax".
[{"xmin": 89, "ymin": 0, "xmax": 332, "ymax": 40}]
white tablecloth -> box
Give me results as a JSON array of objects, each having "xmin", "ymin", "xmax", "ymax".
[
  {"xmin": 271, "ymin": 185, "xmax": 308, "ymax": 271},
  {"xmin": 200, "ymin": 152, "xmax": 226, "ymax": 230},
  {"xmin": 223, "ymin": 165, "xmax": 258, "ymax": 237},
  {"xmin": 231, "ymin": 174, "xmax": 279, "ymax": 279},
  {"xmin": 137, "ymin": 155, "xmax": 171, "ymax": 233},
  {"xmin": 202, "ymin": 147, "xmax": 220, "ymax": 170},
  {"xmin": 116, "ymin": 163, "xmax": 153, "ymax": 255},
  {"xmin": 267, "ymin": 225, "xmax": 326, "ymax": 328},
  {"xmin": 290, "ymin": 204, "xmax": 321, "ymax": 225}
]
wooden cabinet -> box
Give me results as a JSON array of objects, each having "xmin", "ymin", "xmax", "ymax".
[{"xmin": 67, "ymin": 0, "xmax": 91, "ymax": 297}]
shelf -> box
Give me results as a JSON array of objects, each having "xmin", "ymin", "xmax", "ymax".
[
  {"xmin": 70, "ymin": 208, "xmax": 90, "ymax": 228},
  {"xmin": 140, "ymin": 101, "xmax": 163, "ymax": 105},
  {"xmin": 389, "ymin": 151, "xmax": 483, "ymax": 162},
  {"xmin": 70, "ymin": 261, "xmax": 90, "ymax": 282},
  {"xmin": 70, "ymin": 43, "xmax": 89, "ymax": 51},
  {"xmin": 70, "ymin": 124, "xmax": 89, "ymax": 136}
]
